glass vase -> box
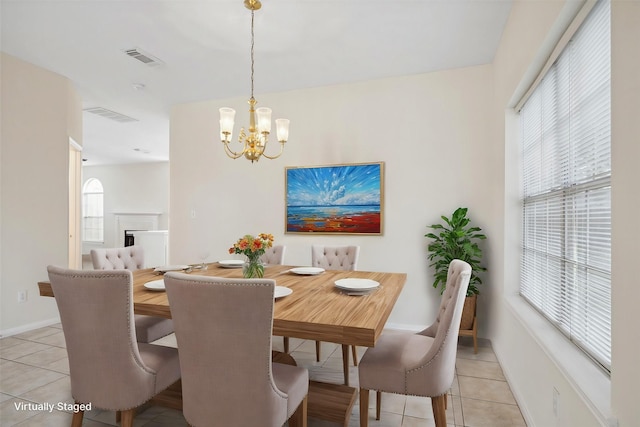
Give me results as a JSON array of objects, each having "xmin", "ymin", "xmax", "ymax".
[{"xmin": 243, "ymin": 256, "xmax": 265, "ymax": 278}]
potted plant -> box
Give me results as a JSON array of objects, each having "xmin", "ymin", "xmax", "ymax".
[{"xmin": 425, "ymin": 207, "xmax": 486, "ymax": 336}]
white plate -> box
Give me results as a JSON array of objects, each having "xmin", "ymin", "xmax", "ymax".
[
  {"xmin": 144, "ymin": 279, "xmax": 165, "ymax": 291},
  {"xmin": 335, "ymin": 278, "xmax": 380, "ymax": 291},
  {"xmin": 290, "ymin": 267, "xmax": 325, "ymax": 275},
  {"xmin": 274, "ymin": 286, "xmax": 293, "ymax": 299},
  {"xmin": 218, "ymin": 259, "xmax": 245, "ymax": 268},
  {"xmin": 154, "ymin": 265, "xmax": 190, "ymax": 273}
]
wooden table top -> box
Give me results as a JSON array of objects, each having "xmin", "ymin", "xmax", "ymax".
[{"xmin": 38, "ymin": 264, "xmax": 406, "ymax": 348}]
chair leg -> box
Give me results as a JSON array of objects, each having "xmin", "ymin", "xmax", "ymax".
[
  {"xmin": 376, "ymin": 391, "xmax": 382, "ymax": 420},
  {"xmin": 71, "ymin": 410, "xmax": 84, "ymax": 427},
  {"xmin": 289, "ymin": 395, "xmax": 308, "ymax": 427},
  {"xmin": 315, "ymin": 340, "xmax": 321, "ymax": 362},
  {"xmin": 472, "ymin": 316, "xmax": 478, "ymax": 354},
  {"xmin": 284, "ymin": 336, "xmax": 290, "ymax": 353},
  {"xmin": 431, "ymin": 395, "xmax": 447, "ymax": 427},
  {"xmin": 359, "ymin": 388, "xmax": 369, "ymax": 427},
  {"xmin": 352, "ymin": 345, "xmax": 358, "ymax": 366},
  {"xmin": 120, "ymin": 408, "xmax": 135, "ymax": 427}
]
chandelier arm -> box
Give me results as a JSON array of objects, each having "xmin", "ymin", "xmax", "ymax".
[
  {"xmin": 222, "ymin": 141, "xmax": 247, "ymax": 159},
  {"xmin": 259, "ymin": 141, "xmax": 285, "ymax": 160}
]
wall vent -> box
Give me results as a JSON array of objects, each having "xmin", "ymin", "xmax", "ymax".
[
  {"xmin": 123, "ymin": 48, "xmax": 164, "ymax": 66},
  {"xmin": 83, "ymin": 107, "xmax": 138, "ymax": 123}
]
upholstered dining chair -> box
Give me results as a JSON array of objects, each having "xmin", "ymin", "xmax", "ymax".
[
  {"xmin": 311, "ymin": 245, "xmax": 361, "ymax": 369},
  {"xmin": 261, "ymin": 244, "xmax": 286, "ymax": 265},
  {"xmin": 90, "ymin": 246, "xmax": 174, "ymax": 343},
  {"xmin": 164, "ymin": 273, "xmax": 309, "ymax": 427},
  {"xmin": 357, "ymin": 259, "xmax": 471, "ymax": 427},
  {"xmin": 46, "ymin": 266, "xmax": 181, "ymax": 427}
]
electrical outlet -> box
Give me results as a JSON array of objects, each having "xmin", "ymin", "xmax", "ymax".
[
  {"xmin": 552, "ymin": 387, "xmax": 560, "ymax": 418},
  {"xmin": 17, "ymin": 290, "xmax": 28, "ymax": 303}
]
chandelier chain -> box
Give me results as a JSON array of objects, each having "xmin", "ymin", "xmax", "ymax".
[{"xmin": 250, "ymin": 9, "xmax": 255, "ymax": 100}]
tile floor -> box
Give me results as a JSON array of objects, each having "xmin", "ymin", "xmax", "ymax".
[{"xmin": 0, "ymin": 325, "xmax": 526, "ymax": 426}]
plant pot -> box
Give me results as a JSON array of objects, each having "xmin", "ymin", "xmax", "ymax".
[{"xmin": 460, "ymin": 294, "xmax": 477, "ymax": 330}]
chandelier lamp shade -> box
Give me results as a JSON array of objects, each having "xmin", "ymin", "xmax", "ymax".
[{"xmin": 219, "ymin": 0, "xmax": 289, "ymax": 163}]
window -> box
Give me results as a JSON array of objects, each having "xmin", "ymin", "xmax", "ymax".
[
  {"xmin": 82, "ymin": 178, "xmax": 104, "ymax": 242},
  {"xmin": 519, "ymin": 0, "xmax": 611, "ymax": 371}
]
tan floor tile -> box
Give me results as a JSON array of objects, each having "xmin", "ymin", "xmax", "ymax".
[
  {"xmin": 458, "ymin": 376, "xmax": 516, "ymax": 405},
  {"xmin": 13, "ymin": 346, "xmax": 68, "ymax": 369},
  {"xmin": 150, "ymin": 333, "xmax": 177, "ymax": 348},
  {"xmin": 12, "ymin": 408, "xmax": 111, "ymax": 426},
  {"xmin": 31, "ymin": 331, "xmax": 66, "ymax": 348},
  {"xmin": 0, "ymin": 393, "xmax": 13, "ymax": 403},
  {"xmin": 0, "ymin": 398, "xmax": 41, "ymax": 426},
  {"xmin": 0, "ymin": 341, "xmax": 51, "ymax": 361},
  {"xmin": 456, "ymin": 343, "xmax": 497, "ymax": 363},
  {"xmin": 461, "ymin": 398, "xmax": 526, "ymax": 427},
  {"xmin": 358, "ymin": 410, "xmax": 404, "ymax": 427},
  {"xmin": 0, "ymin": 360, "xmax": 66, "ymax": 396},
  {"xmin": 456, "ymin": 358, "xmax": 505, "ymax": 381},
  {"xmin": 20, "ymin": 377, "xmax": 73, "ymax": 405},
  {"xmin": 13, "ymin": 327, "xmax": 61, "ymax": 342},
  {"xmin": 448, "ymin": 395, "xmax": 464, "ymax": 426},
  {"xmin": 0, "ymin": 337, "xmax": 28, "ymax": 350}
]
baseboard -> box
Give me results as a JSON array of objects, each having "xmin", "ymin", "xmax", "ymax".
[
  {"xmin": 492, "ymin": 338, "xmax": 537, "ymax": 427},
  {"xmin": 0, "ymin": 317, "xmax": 60, "ymax": 338}
]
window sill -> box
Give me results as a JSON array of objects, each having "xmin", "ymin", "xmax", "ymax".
[{"xmin": 505, "ymin": 295, "xmax": 611, "ymax": 424}]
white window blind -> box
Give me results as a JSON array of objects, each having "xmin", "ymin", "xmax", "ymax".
[{"xmin": 519, "ymin": 0, "xmax": 611, "ymax": 371}]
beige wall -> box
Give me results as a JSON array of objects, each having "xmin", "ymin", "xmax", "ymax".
[
  {"xmin": 491, "ymin": 1, "xmax": 640, "ymax": 426},
  {"xmin": 0, "ymin": 53, "xmax": 82, "ymax": 334},
  {"xmin": 170, "ymin": 64, "xmax": 496, "ymax": 329}
]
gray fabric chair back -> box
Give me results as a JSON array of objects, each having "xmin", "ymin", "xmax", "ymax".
[
  {"xmin": 46, "ymin": 266, "xmax": 160, "ymax": 408},
  {"xmin": 261, "ymin": 245, "xmax": 286, "ymax": 265},
  {"xmin": 90, "ymin": 246, "xmax": 144, "ymax": 270},
  {"xmin": 410, "ymin": 259, "xmax": 471, "ymax": 395},
  {"xmin": 311, "ymin": 245, "xmax": 359, "ymax": 271},
  {"xmin": 164, "ymin": 273, "xmax": 305, "ymax": 426}
]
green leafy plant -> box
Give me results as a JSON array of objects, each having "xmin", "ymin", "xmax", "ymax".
[{"xmin": 425, "ymin": 207, "xmax": 486, "ymax": 296}]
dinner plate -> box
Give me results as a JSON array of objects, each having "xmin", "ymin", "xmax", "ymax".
[
  {"xmin": 289, "ymin": 267, "xmax": 325, "ymax": 275},
  {"xmin": 154, "ymin": 265, "xmax": 190, "ymax": 273},
  {"xmin": 335, "ymin": 278, "xmax": 380, "ymax": 291},
  {"xmin": 274, "ymin": 286, "xmax": 293, "ymax": 299},
  {"xmin": 144, "ymin": 279, "xmax": 165, "ymax": 291},
  {"xmin": 218, "ymin": 259, "xmax": 245, "ymax": 268}
]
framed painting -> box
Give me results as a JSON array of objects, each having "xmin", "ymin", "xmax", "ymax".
[{"xmin": 285, "ymin": 162, "xmax": 384, "ymax": 235}]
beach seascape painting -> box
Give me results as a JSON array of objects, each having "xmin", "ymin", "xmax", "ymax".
[{"xmin": 285, "ymin": 162, "xmax": 384, "ymax": 234}]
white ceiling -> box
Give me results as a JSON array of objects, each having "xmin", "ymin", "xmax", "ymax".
[{"xmin": 1, "ymin": 0, "xmax": 513, "ymax": 166}]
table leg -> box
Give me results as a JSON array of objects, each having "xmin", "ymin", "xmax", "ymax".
[{"xmin": 342, "ymin": 344, "xmax": 350, "ymax": 386}]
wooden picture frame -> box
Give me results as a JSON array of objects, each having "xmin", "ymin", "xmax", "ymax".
[{"xmin": 285, "ymin": 162, "xmax": 384, "ymax": 235}]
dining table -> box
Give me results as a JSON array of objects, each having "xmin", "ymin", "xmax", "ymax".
[{"xmin": 38, "ymin": 262, "xmax": 406, "ymax": 426}]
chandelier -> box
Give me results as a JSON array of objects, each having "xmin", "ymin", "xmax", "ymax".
[{"xmin": 219, "ymin": 0, "xmax": 289, "ymax": 163}]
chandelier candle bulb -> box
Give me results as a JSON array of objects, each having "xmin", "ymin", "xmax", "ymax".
[
  {"xmin": 256, "ymin": 107, "xmax": 272, "ymax": 134},
  {"xmin": 219, "ymin": 108, "xmax": 236, "ymax": 141},
  {"xmin": 276, "ymin": 119, "xmax": 289, "ymax": 143}
]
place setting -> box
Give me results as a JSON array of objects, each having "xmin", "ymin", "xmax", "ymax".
[
  {"xmin": 288, "ymin": 267, "xmax": 325, "ymax": 276},
  {"xmin": 334, "ymin": 278, "xmax": 380, "ymax": 296},
  {"xmin": 144, "ymin": 278, "xmax": 166, "ymax": 292},
  {"xmin": 153, "ymin": 265, "xmax": 192, "ymax": 275},
  {"xmin": 217, "ymin": 259, "xmax": 245, "ymax": 268}
]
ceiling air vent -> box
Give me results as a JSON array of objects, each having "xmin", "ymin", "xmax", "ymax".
[
  {"xmin": 83, "ymin": 107, "xmax": 138, "ymax": 123},
  {"xmin": 124, "ymin": 48, "xmax": 164, "ymax": 67}
]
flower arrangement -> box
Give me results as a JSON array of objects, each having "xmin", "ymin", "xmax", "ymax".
[{"xmin": 229, "ymin": 233, "xmax": 274, "ymax": 278}]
